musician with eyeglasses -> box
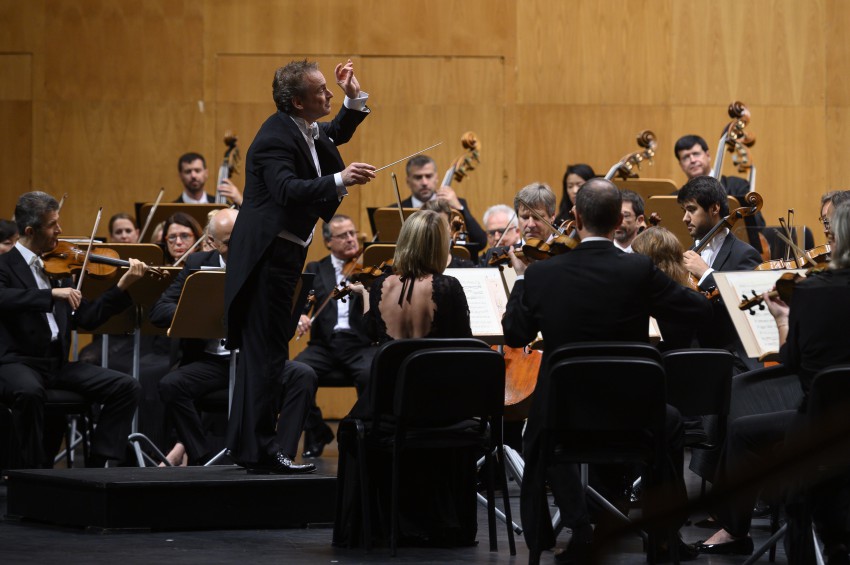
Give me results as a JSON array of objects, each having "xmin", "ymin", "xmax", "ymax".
[
  {"xmin": 294, "ymin": 214, "xmax": 376, "ymax": 459},
  {"xmin": 159, "ymin": 212, "xmax": 203, "ymax": 264}
]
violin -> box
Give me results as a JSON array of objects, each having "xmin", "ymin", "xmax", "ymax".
[
  {"xmin": 332, "ymin": 260, "xmax": 394, "ymax": 302},
  {"xmin": 755, "ymin": 244, "xmax": 831, "ymax": 271},
  {"xmin": 42, "ymin": 241, "xmax": 167, "ymax": 281},
  {"xmin": 738, "ymin": 266, "xmax": 827, "ymax": 314}
]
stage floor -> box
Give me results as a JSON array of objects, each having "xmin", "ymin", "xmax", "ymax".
[{"xmin": 0, "ymin": 453, "xmax": 787, "ymax": 564}]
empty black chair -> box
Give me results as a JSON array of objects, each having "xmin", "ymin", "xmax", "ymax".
[
  {"xmin": 541, "ymin": 356, "xmax": 677, "ymax": 564},
  {"xmin": 546, "ymin": 341, "xmax": 662, "ymax": 370}
]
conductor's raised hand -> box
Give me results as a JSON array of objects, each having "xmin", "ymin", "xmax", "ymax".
[
  {"xmin": 335, "ymin": 59, "xmax": 361, "ymax": 99},
  {"xmin": 341, "ymin": 162, "xmax": 376, "ymax": 186}
]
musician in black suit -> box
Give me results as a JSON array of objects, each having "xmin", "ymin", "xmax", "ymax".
[
  {"xmin": 224, "ymin": 59, "xmax": 375, "ymax": 473},
  {"xmin": 150, "ymin": 209, "xmax": 315, "ymax": 470},
  {"xmin": 679, "ymin": 175, "xmax": 763, "ymax": 365},
  {"xmin": 391, "ymin": 154, "xmax": 487, "ymax": 249},
  {"xmin": 503, "ymin": 179, "xmax": 711, "ymax": 562},
  {"xmin": 294, "ymin": 215, "xmax": 376, "ymax": 458},
  {"xmin": 674, "ymin": 134, "xmax": 765, "ymax": 252},
  {"xmin": 173, "ymin": 152, "xmax": 242, "ymax": 207},
  {"xmin": 0, "ymin": 191, "xmax": 145, "ymax": 468}
]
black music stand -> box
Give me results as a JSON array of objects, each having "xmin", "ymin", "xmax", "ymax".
[{"xmin": 370, "ymin": 207, "xmax": 419, "ymax": 241}]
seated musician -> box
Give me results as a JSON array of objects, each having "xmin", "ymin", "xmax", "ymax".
[
  {"xmin": 159, "ymin": 212, "xmax": 203, "ymax": 264},
  {"xmin": 484, "ymin": 183, "xmax": 559, "ymax": 269},
  {"xmin": 333, "ymin": 209, "xmax": 476, "ymax": 548},
  {"xmin": 0, "ymin": 218, "xmax": 19, "ymax": 254},
  {"xmin": 149, "ymin": 209, "xmax": 316, "ymax": 473},
  {"xmin": 0, "ymin": 191, "xmax": 146, "ymax": 468},
  {"xmin": 482, "ymin": 204, "xmax": 520, "ymax": 251},
  {"xmin": 694, "ymin": 200, "xmax": 850, "ymax": 562},
  {"xmin": 389, "ymin": 154, "xmax": 487, "ymax": 249},
  {"xmin": 174, "ymin": 152, "xmax": 242, "ymax": 207},
  {"xmin": 612, "ymin": 189, "xmax": 645, "ymax": 253},
  {"xmin": 820, "ymin": 190, "xmax": 850, "ymax": 247},
  {"xmin": 502, "ymin": 179, "xmax": 711, "ymax": 563},
  {"xmin": 294, "ymin": 214, "xmax": 377, "ymax": 459},
  {"xmin": 554, "ymin": 163, "xmax": 595, "ymax": 227},
  {"xmin": 674, "ymin": 134, "xmax": 766, "ymax": 252},
  {"xmin": 77, "ymin": 212, "xmax": 172, "ymax": 452}
]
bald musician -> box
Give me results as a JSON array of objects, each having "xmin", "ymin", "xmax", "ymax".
[{"xmin": 0, "ymin": 191, "xmax": 146, "ymax": 468}]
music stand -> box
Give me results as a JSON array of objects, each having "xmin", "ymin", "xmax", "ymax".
[
  {"xmin": 371, "ymin": 207, "xmax": 419, "ymax": 241},
  {"xmin": 135, "ymin": 203, "xmax": 228, "ymax": 242},
  {"xmin": 645, "ymin": 195, "xmax": 742, "ymax": 250},
  {"xmin": 612, "ymin": 178, "xmax": 678, "ymax": 203}
]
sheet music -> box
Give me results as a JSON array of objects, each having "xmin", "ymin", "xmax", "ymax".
[
  {"xmin": 445, "ymin": 267, "xmax": 516, "ymax": 342},
  {"xmin": 713, "ymin": 269, "xmax": 805, "ymax": 358}
]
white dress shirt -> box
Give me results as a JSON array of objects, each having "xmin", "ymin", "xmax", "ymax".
[{"xmin": 15, "ymin": 241, "xmax": 59, "ymax": 341}]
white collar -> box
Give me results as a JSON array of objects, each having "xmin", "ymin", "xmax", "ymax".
[
  {"xmin": 290, "ymin": 116, "xmax": 319, "ymax": 140},
  {"xmin": 181, "ymin": 190, "xmax": 208, "ymax": 204},
  {"xmin": 15, "ymin": 241, "xmax": 39, "ymax": 265}
]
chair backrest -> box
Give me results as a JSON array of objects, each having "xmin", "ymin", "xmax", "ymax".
[
  {"xmin": 546, "ymin": 341, "xmax": 662, "ymax": 373},
  {"xmin": 544, "ymin": 356, "xmax": 667, "ymax": 435},
  {"xmin": 369, "ymin": 338, "xmax": 490, "ymax": 419},
  {"xmin": 662, "ymin": 348, "xmax": 733, "ymax": 418},
  {"xmin": 730, "ymin": 363, "xmax": 803, "ymax": 420},
  {"xmin": 798, "ymin": 365, "xmax": 850, "ymax": 469},
  {"xmin": 393, "ymin": 348, "xmax": 505, "ymax": 424}
]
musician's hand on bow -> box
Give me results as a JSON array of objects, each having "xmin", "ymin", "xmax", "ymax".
[
  {"xmin": 436, "ymin": 185, "xmax": 463, "ymax": 210},
  {"xmin": 296, "ymin": 314, "xmax": 312, "ymax": 339},
  {"xmin": 116, "ymin": 259, "xmax": 148, "ymax": 290},
  {"xmin": 682, "ymin": 250, "xmax": 710, "ymax": 278},
  {"xmin": 335, "ymin": 59, "xmax": 361, "ymax": 99},
  {"xmin": 341, "ymin": 162, "xmax": 376, "ymax": 186},
  {"xmin": 52, "ymin": 287, "xmax": 82, "ymax": 310},
  {"xmin": 217, "ymin": 178, "xmax": 243, "ymax": 207}
]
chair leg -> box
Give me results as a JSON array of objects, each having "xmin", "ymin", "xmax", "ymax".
[
  {"xmin": 64, "ymin": 416, "xmax": 73, "ymax": 468},
  {"xmin": 355, "ymin": 421, "xmax": 372, "ymax": 551},
  {"xmin": 485, "ymin": 451, "xmax": 497, "ymax": 551},
  {"xmin": 497, "ymin": 444, "xmax": 517, "ymax": 555},
  {"xmin": 743, "ymin": 523, "xmax": 787, "ymax": 565},
  {"xmin": 390, "ymin": 430, "xmax": 403, "ymax": 557},
  {"xmin": 769, "ymin": 505, "xmax": 780, "ymax": 562}
]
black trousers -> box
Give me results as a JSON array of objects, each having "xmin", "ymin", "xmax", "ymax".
[
  {"xmin": 295, "ymin": 332, "xmax": 375, "ymax": 435},
  {"xmin": 227, "ymin": 237, "xmax": 308, "ymax": 464},
  {"xmin": 161, "ymin": 354, "xmax": 317, "ymax": 463},
  {"xmin": 0, "ymin": 356, "xmax": 140, "ymax": 468}
]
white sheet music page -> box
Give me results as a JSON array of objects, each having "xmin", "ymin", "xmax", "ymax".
[{"xmin": 445, "ymin": 267, "xmax": 516, "ymax": 343}]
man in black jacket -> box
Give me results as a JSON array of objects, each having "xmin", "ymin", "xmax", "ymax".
[
  {"xmin": 150, "ymin": 209, "xmax": 316, "ymax": 472},
  {"xmin": 0, "ymin": 191, "xmax": 145, "ymax": 468},
  {"xmin": 294, "ymin": 215, "xmax": 376, "ymax": 458},
  {"xmin": 224, "ymin": 59, "xmax": 374, "ymax": 472}
]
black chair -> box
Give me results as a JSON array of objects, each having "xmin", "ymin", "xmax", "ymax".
[
  {"xmin": 542, "ymin": 356, "xmax": 677, "ymax": 564},
  {"xmin": 744, "ymin": 364, "xmax": 850, "ymax": 565},
  {"xmin": 45, "ymin": 389, "xmax": 93, "ymax": 468},
  {"xmin": 546, "ymin": 341, "xmax": 662, "ymax": 370},
  {"xmin": 389, "ymin": 347, "xmax": 515, "ymax": 556},
  {"xmin": 662, "ymin": 349, "xmax": 734, "ymax": 495},
  {"xmin": 335, "ymin": 337, "xmax": 501, "ymax": 553}
]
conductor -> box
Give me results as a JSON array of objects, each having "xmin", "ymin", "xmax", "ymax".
[{"xmin": 223, "ymin": 59, "xmax": 375, "ymax": 472}]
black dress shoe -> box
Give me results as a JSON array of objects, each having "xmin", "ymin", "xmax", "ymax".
[
  {"xmin": 694, "ymin": 536, "xmax": 754, "ymax": 555},
  {"xmin": 247, "ymin": 452, "xmax": 316, "ymax": 475},
  {"xmin": 302, "ymin": 425, "xmax": 334, "ymax": 459},
  {"xmin": 555, "ymin": 524, "xmax": 594, "ymax": 564}
]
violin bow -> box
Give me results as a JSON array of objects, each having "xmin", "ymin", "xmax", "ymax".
[
  {"xmin": 390, "ymin": 172, "xmax": 405, "ymax": 224},
  {"xmin": 172, "ymin": 235, "xmax": 206, "ymax": 267},
  {"xmin": 57, "ymin": 193, "xmax": 69, "ymax": 212},
  {"xmin": 137, "ymin": 187, "xmax": 165, "ymax": 243},
  {"xmin": 493, "ymin": 212, "xmax": 518, "ymax": 248},
  {"xmin": 75, "ymin": 207, "xmax": 103, "ymax": 295}
]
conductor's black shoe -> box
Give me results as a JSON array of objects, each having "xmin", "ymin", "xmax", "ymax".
[
  {"xmin": 302, "ymin": 425, "xmax": 334, "ymax": 459},
  {"xmin": 694, "ymin": 536, "xmax": 754, "ymax": 555},
  {"xmin": 247, "ymin": 452, "xmax": 316, "ymax": 475}
]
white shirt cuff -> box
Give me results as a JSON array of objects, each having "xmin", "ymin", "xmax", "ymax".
[
  {"xmin": 334, "ymin": 173, "xmax": 348, "ymax": 200},
  {"xmin": 344, "ymin": 92, "xmax": 369, "ymax": 112},
  {"xmin": 697, "ymin": 267, "xmax": 715, "ymax": 287}
]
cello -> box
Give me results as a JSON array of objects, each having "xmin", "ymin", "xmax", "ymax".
[{"xmin": 215, "ymin": 131, "xmax": 240, "ymax": 205}]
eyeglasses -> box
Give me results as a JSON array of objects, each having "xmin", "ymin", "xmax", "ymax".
[
  {"xmin": 330, "ymin": 230, "xmax": 357, "ymax": 240},
  {"xmin": 167, "ymin": 233, "xmax": 194, "ymax": 243},
  {"xmin": 820, "ymin": 217, "xmax": 831, "ymax": 231},
  {"xmin": 486, "ymin": 226, "xmax": 516, "ymax": 237}
]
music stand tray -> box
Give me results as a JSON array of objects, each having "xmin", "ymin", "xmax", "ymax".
[
  {"xmin": 372, "ymin": 207, "xmax": 419, "ymax": 241},
  {"xmin": 136, "ymin": 203, "xmax": 228, "ymax": 242}
]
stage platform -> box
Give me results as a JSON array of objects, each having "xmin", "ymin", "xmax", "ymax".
[{"xmin": 3, "ymin": 465, "xmax": 336, "ymax": 532}]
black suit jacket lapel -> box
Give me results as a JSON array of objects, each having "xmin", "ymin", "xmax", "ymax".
[
  {"xmin": 711, "ymin": 236, "xmax": 735, "ymax": 271},
  {"xmin": 319, "ymin": 257, "xmax": 339, "ymax": 319},
  {"xmin": 277, "ymin": 113, "xmax": 320, "ymax": 177}
]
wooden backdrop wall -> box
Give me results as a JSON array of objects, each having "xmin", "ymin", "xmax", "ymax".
[{"xmin": 2, "ymin": 0, "xmax": 847, "ymax": 390}]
